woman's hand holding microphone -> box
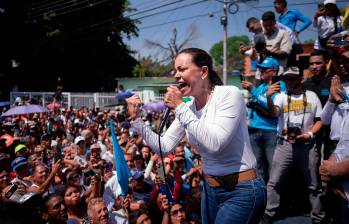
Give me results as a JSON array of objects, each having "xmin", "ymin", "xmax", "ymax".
[{"xmin": 164, "ymin": 85, "xmax": 183, "ymax": 110}]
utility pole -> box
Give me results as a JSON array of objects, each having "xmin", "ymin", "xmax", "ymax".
[
  {"xmin": 221, "ymin": 0, "xmax": 228, "ymax": 85},
  {"xmin": 219, "ymin": 0, "xmax": 242, "ymax": 85}
]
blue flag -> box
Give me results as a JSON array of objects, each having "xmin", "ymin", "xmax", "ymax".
[{"xmin": 109, "ymin": 120, "xmax": 131, "ymax": 198}]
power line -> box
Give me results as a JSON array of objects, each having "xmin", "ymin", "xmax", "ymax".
[
  {"xmin": 68, "ymin": 0, "xmax": 208, "ymax": 35},
  {"xmin": 26, "ymin": 0, "xmax": 200, "ymax": 24},
  {"xmin": 26, "ymin": 0, "xmax": 83, "ymax": 15},
  {"xmin": 32, "ymin": 0, "xmax": 209, "ymax": 44},
  {"xmin": 26, "ymin": 0, "xmax": 181, "ymax": 19},
  {"xmin": 126, "ymin": 0, "xmax": 185, "ymax": 17},
  {"xmin": 133, "ymin": 0, "xmax": 173, "ymax": 12},
  {"xmin": 135, "ymin": 0, "xmax": 209, "ymax": 20},
  {"xmin": 27, "ymin": 0, "xmax": 108, "ymax": 21},
  {"xmin": 25, "ymin": 0, "xmax": 68, "ymax": 11},
  {"xmin": 140, "ymin": 10, "xmax": 221, "ymax": 30}
]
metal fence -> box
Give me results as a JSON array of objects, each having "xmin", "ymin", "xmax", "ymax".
[{"xmin": 10, "ymin": 90, "xmax": 161, "ymax": 109}]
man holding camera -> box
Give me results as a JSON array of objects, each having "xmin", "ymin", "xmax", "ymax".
[
  {"xmin": 262, "ymin": 67, "xmax": 325, "ymax": 224},
  {"xmin": 242, "ymin": 57, "xmax": 286, "ymax": 183}
]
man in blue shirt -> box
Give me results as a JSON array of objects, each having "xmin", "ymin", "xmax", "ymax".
[
  {"xmin": 274, "ymin": 0, "xmax": 312, "ymax": 36},
  {"xmin": 274, "ymin": 0, "xmax": 312, "ymax": 66},
  {"xmin": 242, "ymin": 57, "xmax": 286, "ymax": 183}
]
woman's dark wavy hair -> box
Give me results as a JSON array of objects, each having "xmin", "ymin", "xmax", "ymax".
[{"xmin": 177, "ymin": 48, "xmax": 223, "ymax": 87}]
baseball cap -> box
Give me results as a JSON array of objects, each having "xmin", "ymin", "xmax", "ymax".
[
  {"xmin": 11, "ymin": 157, "xmax": 27, "ymax": 170},
  {"xmin": 324, "ymin": 0, "xmax": 336, "ymax": 5},
  {"xmin": 41, "ymin": 133, "xmax": 51, "ymax": 142},
  {"xmin": 256, "ymin": 57, "xmax": 279, "ymax": 71},
  {"xmin": 74, "ymin": 136, "xmax": 85, "ymax": 144},
  {"xmin": 283, "ymin": 67, "xmax": 301, "ymax": 78},
  {"xmin": 14, "ymin": 144, "xmax": 27, "ymax": 153},
  {"xmin": 131, "ymin": 169, "xmax": 144, "ymax": 180},
  {"xmin": 90, "ymin": 143, "xmax": 101, "ymax": 151}
]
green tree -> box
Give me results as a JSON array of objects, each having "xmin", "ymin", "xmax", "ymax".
[
  {"xmin": 3, "ymin": 0, "xmax": 139, "ymax": 92},
  {"xmin": 209, "ymin": 35, "xmax": 250, "ymax": 73},
  {"xmin": 133, "ymin": 56, "xmax": 172, "ymax": 78}
]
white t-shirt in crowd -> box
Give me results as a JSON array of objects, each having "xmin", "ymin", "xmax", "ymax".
[
  {"xmin": 313, "ymin": 15, "xmax": 344, "ymax": 50},
  {"xmin": 274, "ymin": 90, "xmax": 322, "ymax": 134}
]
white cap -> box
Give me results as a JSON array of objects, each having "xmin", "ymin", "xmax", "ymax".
[
  {"xmin": 51, "ymin": 140, "xmax": 57, "ymax": 147},
  {"xmin": 74, "ymin": 136, "xmax": 85, "ymax": 144},
  {"xmin": 15, "ymin": 97, "xmax": 22, "ymax": 103},
  {"xmin": 324, "ymin": 0, "xmax": 336, "ymax": 5}
]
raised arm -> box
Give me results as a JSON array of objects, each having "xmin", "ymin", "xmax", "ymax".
[{"xmin": 128, "ymin": 95, "xmax": 186, "ymax": 156}]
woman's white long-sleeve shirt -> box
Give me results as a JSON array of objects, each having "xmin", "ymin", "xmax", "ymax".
[{"xmin": 131, "ymin": 86, "xmax": 256, "ymax": 176}]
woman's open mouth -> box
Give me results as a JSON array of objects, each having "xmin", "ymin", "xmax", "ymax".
[{"xmin": 178, "ymin": 82, "xmax": 189, "ymax": 91}]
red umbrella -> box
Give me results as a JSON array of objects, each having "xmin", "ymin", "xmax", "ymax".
[{"xmin": 47, "ymin": 102, "xmax": 61, "ymax": 110}]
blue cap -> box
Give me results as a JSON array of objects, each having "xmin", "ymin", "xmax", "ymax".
[
  {"xmin": 11, "ymin": 157, "xmax": 27, "ymax": 170},
  {"xmin": 256, "ymin": 57, "xmax": 279, "ymax": 71},
  {"xmin": 131, "ymin": 169, "xmax": 144, "ymax": 180}
]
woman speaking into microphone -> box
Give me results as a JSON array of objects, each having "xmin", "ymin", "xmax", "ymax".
[{"xmin": 127, "ymin": 48, "xmax": 266, "ymax": 224}]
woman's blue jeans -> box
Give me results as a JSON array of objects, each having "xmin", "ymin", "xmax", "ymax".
[{"xmin": 201, "ymin": 177, "xmax": 266, "ymax": 224}]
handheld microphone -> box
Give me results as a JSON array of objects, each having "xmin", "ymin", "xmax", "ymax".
[
  {"xmin": 159, "ymin": 107, "xmax": 171, "ymax": 133},
  {"xmin": 159, "ymin": 84, "xmax": 179, "ymax": 133}
]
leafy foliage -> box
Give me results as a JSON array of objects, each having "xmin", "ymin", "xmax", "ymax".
[
  {"xmin": 0, "ymin": 0, "xmax": 139, "ymax": 92},
  {"xmin": 209, "ymin": 35, "xmax": 250, "ymax": 73},
  {"xmin": 132, "ymin": 56, "xmax": 172, "ymax": 78}
]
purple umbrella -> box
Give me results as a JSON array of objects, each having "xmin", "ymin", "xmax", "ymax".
[
  {"xmin": 143, "ymin": 101, "xmax": 166, "ymax": 113},
  {"xmin": 1, "ymin": 104, "xmax": 48, "ymax": 117},
  {"xmin": 0, "ymin": 101, "xmax": 11, "ymax": 107}
]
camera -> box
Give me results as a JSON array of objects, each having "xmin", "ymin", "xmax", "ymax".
[
  {"xmin": 4, "ymin": 184, "xmax": 18, "ymax": 199},
  {"xmin": 246, "ymin": 101, "xmax": 272, "ymax": 118},
  {"xmin": 287, "ymin": 125, "xmax": 302, "ymax": 143},
  {"xmin": 272, "ymin": 76, "xmax": 281, "ymax": 84},
  {"xmin": 332, "ymin": 36, "xmax": 348, "ymax": 47}
]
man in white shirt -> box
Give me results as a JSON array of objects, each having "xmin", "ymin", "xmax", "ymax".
[
  {"xmin": 320, "ymin": 51, "xmax": 349, "ymax": 155},
  {"xmin": 261, "ymin": 11, "xmax": 292, "ymax": 75},
  {"xmin": 262, "ymin": 67, "xmax": 325, "ymax": 224}
]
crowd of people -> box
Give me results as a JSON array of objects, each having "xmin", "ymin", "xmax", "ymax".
[
  {"xmin": 0, "ymin": 0, "xmax": 349, "ymax": 224},
  {"xmin": 239, "ymin": 0, "xmax": 349, "ymax": 223}
]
